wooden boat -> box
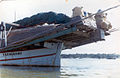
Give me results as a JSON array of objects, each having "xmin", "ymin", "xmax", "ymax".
[{"xmin": 1, "ymin": 5, "xmax": 117, "ymax": 66}]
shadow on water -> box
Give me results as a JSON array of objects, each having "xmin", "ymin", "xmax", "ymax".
[
  {"xmin": 1, "ymin": 58, "xmax": 119, "ymax": 78},
  {"xmin": 0, "ymin": 66, "xmax": 61, "ymax": 78}
]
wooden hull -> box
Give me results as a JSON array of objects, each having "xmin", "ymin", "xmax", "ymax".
[{"xmin": 0, "ymin": 42, "xmax": 63, "ymax": 67}]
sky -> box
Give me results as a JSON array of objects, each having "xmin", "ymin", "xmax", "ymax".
[{"xmin": 0, "ymin": 0, "xmax": 120, "ymax": 54}]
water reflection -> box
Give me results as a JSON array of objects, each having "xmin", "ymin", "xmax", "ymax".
[
  {"xmin": 0, "ymin": 66, "xmax": 60, "ymax": 78},
  {"xmin": 0, "ymin": 59, "xmax": 120, "ymax": 78}
]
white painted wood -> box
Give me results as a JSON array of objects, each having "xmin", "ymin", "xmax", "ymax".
[{"xmin": 0, "ymin": 42, "xmax": 63, "ymax": 67}]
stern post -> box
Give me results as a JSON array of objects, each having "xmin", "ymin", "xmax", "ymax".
[{"xmin": 52, "ymin": 42, "xmax": 64, "ymax": 67}]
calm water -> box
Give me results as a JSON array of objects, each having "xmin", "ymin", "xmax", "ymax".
[{"xmin": 0, "ymin": 58, "xmax": 120, "ymax": 78}]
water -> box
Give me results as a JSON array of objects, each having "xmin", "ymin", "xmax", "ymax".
[{"xmin": 0, "ymin": 58, "xmax": 120, "ymax": 78}]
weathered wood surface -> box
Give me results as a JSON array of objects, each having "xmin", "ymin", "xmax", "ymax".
[
  {"xmin": 0, "ymin": 16, "xmax": 100, "ymax": 51},
  {"xmin": 7, "ymin": 25, "xmax": 56, "ymax": 44}
]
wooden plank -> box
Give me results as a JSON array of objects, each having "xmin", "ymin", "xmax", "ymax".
[{"xmin": 1, "ymin": 26, "xmax": 77, "ymax": 51}]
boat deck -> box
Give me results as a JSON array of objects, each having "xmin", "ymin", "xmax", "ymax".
[{"xmin": 0, "ymin": 16, "xmax": 107, "ymax": 51}]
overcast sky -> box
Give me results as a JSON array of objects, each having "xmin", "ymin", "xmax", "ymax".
[{"xmin": 0, "ymin": 0, "xmax": 120, "ymax": 54}]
